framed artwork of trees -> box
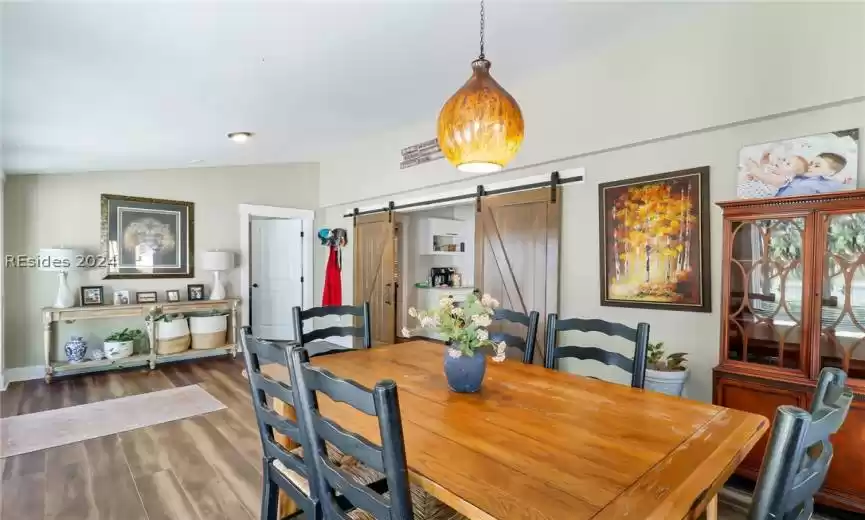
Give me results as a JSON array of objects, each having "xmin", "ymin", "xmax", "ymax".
[{"xmin": 598, "ymin": 167, "xmax": 711, "ymax": 312}]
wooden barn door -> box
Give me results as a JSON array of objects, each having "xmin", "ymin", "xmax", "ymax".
[
  {"xmin": 476, "ymin": 188, "xmax": 561, "ymax": 364},
  {"xmin": 354, "ymin": 213, "xmax": 396, "ymax": 346}
]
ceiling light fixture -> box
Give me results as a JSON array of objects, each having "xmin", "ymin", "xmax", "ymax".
[
  {"xmin": 437, "ymin": 0, "xmax": 524, "ymax": 174},
  {"xmin": 227, "ymin": 132, "xmax": 253, "ymax": 143}
]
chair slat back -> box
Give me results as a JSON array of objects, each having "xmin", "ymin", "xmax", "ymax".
[
  {"xmin": 749, "ymin": 368, "xmax": 853, "ymax": 520},
  {"xmin": 544, "ymin": 314, "xmax": 650, "ymax": 388},
  {"xmin": 488, "ymin": 308, "xmax": 540, "ymax": 364},
  {"xmin": 239, "ymin": 327, "xmax": 312, "ymax": 506},
  {"xmin": 292, "ymin": 303, "xmax": 372, "ymax": 350},
  {"xmin": 289, "ymin": 346, "xmax": 413, "ymax": 520}
]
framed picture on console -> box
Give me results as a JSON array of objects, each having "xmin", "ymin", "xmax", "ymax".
[
  {"xmin": 598, "ymin": 166, "xmax": 711, "ymax": 312},
  {"xmin": 101, "ymin": 194, "xmax": 194, "ymax": 279}
]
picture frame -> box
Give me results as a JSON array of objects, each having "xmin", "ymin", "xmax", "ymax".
[
  {"xmin": 100, "ymin": 194, "xmax": 195, "ymax": 280},
  {"xmin": 113, "ymin": 290, "xmax": 131, "ymax": 305},
  {"xmin": 598, "ymin": 166, "xmax": 711, "ymax": 312},
  {"xmin": 737, "ymin": 128, "xmax": 859, "ymax": 199},
  {"xmin": 81, "ymin": 286, "xmax": 104, "ymax": 306},
  {"xmin": 136, "ymin": 291, "xmax": 158, "ymax": 304},
  {"xmin": 187, "ymin": 284, "xmax": 205, "ymax": 301},
  {"xmin": 166, "ymin": 289, "xmax": 180, "ymax": 302}
]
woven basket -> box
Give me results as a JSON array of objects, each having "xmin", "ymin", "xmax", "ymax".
[
  {"xmin": 157, "ymin": 335, "xmax": 191, "ymax": 355},
  {"xmin": 191, "ymin": 330, "xmax": 227, "ymax": 350}
]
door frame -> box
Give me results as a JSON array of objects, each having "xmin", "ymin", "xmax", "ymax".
[{"xmin": 239, "ymin": 204, "xmax": 314, "ymax": 334}]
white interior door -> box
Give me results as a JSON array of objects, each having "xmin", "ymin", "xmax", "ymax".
[{"xmin": 250, "ymin": 218, "xmax": 303, "ymax": 340}]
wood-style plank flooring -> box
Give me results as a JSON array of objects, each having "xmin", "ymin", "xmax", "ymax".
[{"xmin": 1, "ymin": 358, "xmax": 262, "ymax": 520}]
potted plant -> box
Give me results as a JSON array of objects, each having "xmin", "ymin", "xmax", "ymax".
[
  {"xmin": 645, "ymin": 341, "xmax": 689, "ymax": 397},
  {"xmin": 104, "ymin": 328, "xmax": 143, "ymax": 360},
  {"xmin": 188, "ymin": 309, "xmax": 229, "ymax": 350},
  {"xmin": 405, "ymin": 292, "xmax": 507, "ymax": 393}
]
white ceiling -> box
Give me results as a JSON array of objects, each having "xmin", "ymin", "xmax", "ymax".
[{"xmin": 1, "ymin": 1, "xmax": 676, "ymax": 174}]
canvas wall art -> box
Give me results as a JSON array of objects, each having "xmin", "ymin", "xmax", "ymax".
[
  {"xmin": 101, "ymin": 194, "xmax": 194, "ymax": 279},
  {"xmin": 737, "ymin": 129, "xmax": 859, "ymax": 199},
  {"xmin": 599, "ymin": 167, "xmax": 711, "ymax": 312}
]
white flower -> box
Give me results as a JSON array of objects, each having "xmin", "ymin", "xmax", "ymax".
[
  {"xmin": 471, "ymin": 314, "xmax": 491, "ymax": 327},
  {"xmin": 476, "ymin": 329, "xmax": 489, "ymax": 341},
  {"xmin": 408, "ymin": 307, "xmax": 418, "ymax": 318},
  {"xmin": 439, "ymin": 296, "xmax": 454, "ymax": 308},
  {"xmin": 480, "ymin": 294, "xmax": 500, "ymax": 308},
  {"xmin": 447, "ymin": 348, "xmax": 462, "ymax": 358},
  {"xmin": 492, "ymin": 342, "xmax": 507, "ymax": 362},
  {"xmin": 401, "ymin": 327, "xmax": 411, "ymax": 338},
  {"xmin": 451, "ymin": 306, "xmax": 464, "ymax": 317},
  {"xmin": 420, "ymin": 316, "xmax": 434, "ymax": 328}
]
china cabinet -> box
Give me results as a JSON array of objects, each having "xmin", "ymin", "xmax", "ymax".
[{"xmin": 715, "ymin": 191, "xmax": 865, "ymax": 514}]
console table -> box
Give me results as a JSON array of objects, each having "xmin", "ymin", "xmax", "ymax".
[{"xmin": 42, "ymin": 298, "xmax": 241, "ymax": 382}]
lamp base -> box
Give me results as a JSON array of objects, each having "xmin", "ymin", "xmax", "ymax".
[
  {"xmin": 54, "ymin": 271, "xmax": 75, "ymax": 308},
  {"xmin": 210, "ymin": 271, "xmax": 226, "ymax": 300}
]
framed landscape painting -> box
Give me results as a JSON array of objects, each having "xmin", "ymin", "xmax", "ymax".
[
  {"xmin": 101, "ymin": 194, "xmax": 194, "ymax": 279},
  {"xmin": 598, "ymin": 167, "xmax": 711, "ymax": 312}
]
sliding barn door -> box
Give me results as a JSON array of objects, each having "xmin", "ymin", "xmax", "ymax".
[
  {"xmin": 476, "ymin": 188, "xmax": 561, "ymax": 364},
  {"xmin": 354, "ymin": 213, "xmax": 396, "ymax": 346}
]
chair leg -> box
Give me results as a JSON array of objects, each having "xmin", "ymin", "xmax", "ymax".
[{"xmin": 262, "ymin": 473, "xmax": 279, "ymax": 520}]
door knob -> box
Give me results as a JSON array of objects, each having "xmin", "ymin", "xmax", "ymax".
[{"xmin": 252, "ymin": 283, "xmax": 259, "ymax": 288}]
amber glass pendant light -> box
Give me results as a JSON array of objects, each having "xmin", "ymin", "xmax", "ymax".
[{"xmin": 437, "ymin": 0, "xmax": 524, "ymax": 173}]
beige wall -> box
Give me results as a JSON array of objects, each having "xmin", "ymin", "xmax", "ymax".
[
  {"xmin": 3, "ymin": 163, "xmax": 318, "ymax": 368},
  {"xmin": 315, "ymin": 101, "xmax": 865, "ymax": 403}
]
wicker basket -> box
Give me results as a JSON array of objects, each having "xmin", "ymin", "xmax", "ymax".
[
  {"xmin": 157, "ymin": 335, "xmax": 191, "ymax": 354},
  {"xmin": 189, "ymin": 315, "xmax": 228, "ymax": 350},
  {"xmin": 191, "ymin": 330, "xmax": 227, "ymax": 350}
]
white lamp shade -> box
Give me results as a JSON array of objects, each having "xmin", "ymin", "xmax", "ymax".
[
  {"xmin": 38, "ymin": 248, "xmax": 83, "ymax": 271},
  {"xmin": 201, "ymin": 250, "xmax": 233, "ymax": 271}
]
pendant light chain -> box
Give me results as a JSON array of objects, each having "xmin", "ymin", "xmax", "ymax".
[{"xmin": 478, "ymin": 0, "xmax": 486, "ymax": 60}]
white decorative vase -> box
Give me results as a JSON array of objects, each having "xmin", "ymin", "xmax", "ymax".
[
  {"xmin": 189, "ymin": 315, "xmax": 228, "ymax": 350},
  {"xmin": 104, "ymin": 340, "xmax": 134, "ymax": 360},
  {"xmin": 645, "ymin": 368, "xmax": 689, "ymax": 397}
]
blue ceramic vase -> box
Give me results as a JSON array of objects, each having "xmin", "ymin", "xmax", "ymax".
[
  {"xmin": 443, "ymin": 345, "xmax": 486, "ymax": 393},
  {"xmin": 64, "ymin": 336, "xmax": 87, "ymax": 364}
]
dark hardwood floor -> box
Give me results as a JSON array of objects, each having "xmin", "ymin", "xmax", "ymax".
[{"xmin": 1, "ymin": 358, "xmax": 263, "ymax": 520}]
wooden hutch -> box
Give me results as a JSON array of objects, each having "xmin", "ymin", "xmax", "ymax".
[{"xmin": 715, "ymin": 190, "xmax": 865, "ymax": 513}]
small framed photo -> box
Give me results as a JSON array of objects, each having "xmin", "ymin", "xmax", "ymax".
[
  {"xmin": 136, "ymin": 291, "xmax": 158, "ymax": 304},
  {"xmin": 81, "ymin": 286, "xmax": 104, "ymax": 306},
  {"xmin": 166, "ymin": 290, "xmax": 180, "ymax": 302},
  {"xmin": 187, "ymin": 284, "xmax": 205, "ymax": 301},
  {"xmin": 113, "ymin": 290, "xmax": 131, "ymax": 305}
]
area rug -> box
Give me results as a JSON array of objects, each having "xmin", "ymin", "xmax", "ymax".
[{"xmin": 0, "ymin": 384, "xmax": 226, "ymax": 458}]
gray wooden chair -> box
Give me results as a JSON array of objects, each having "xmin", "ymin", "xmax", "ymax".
[{"xmin": 748, "ymin": 367, "xmax": 853, "ymax": 520}]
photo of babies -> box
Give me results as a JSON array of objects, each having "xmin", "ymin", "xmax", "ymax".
[{"xmin": 737, "ymin": 129, "xmax": 859, "ymax": 199}]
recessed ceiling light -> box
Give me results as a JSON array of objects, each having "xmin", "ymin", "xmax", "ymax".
[{"xmin": 227, "ymin": 132, "xmax": 253, "ymax": 143}]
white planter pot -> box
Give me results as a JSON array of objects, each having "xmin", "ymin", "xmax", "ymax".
[
  {"xmin": 189, "ymin": 315, "xmax": 228, "ymax": 350},
  {"xmin": 104, "ymin": 340, "xmax": 134, "ymax": 360},
  {"xmin": 645, "ymin": 368, "xmax": 689, "ymax": 397}
]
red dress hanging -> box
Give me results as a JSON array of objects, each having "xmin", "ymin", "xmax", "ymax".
[{"xmin": 322, "ymin": 247, "xmax": 342, "ymax": 306}]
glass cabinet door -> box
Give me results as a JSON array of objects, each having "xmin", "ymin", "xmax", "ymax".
[
  {"xmin": 816, "ymin": 212, "xmax": 865, "ymax": 379},
  {"xmin": 727, "ymin": 218, "xmax": 805, "ymax": 371}
]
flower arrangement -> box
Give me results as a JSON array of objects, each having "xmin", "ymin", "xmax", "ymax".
[{"xmin": 404, "ymin": 292, "xmax": 508, "ymax": 362}]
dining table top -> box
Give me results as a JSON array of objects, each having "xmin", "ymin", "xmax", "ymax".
[{"xmin": 260, "ymin": 340, "xmax": 768, "ymax": 520}]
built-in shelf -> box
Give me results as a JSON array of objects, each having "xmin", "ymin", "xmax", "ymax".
[{"xmin": 421, "ymin": 251, "xmax": 463, "ymax": 256}]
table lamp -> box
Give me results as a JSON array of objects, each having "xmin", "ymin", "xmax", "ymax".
[
  {"xmin": 39, "ymin": 248, "xmax": 83, "ymax": 308},
  {"xmin": 201, "ymin": 250, "xmax": 234, "ymax": 300}
]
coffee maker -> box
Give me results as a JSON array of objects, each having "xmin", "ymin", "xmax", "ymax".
[{"xmin": 430, "ymin": 267, "xmax": 456, "ymax": 287}]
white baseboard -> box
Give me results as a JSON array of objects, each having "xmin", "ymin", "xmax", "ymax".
[{"xmin": 2, "ymin": 365, "xmax": 45, "ymax": 389}]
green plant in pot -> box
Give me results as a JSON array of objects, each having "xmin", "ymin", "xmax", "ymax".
[
  {"xmin": 404, "ymin": 292, "xmax": 507, "ymax": 393},
  {"xmin": 104, "ymin": 328, "xmax": 143, "ymax": 360},
  {"xmin": 645, "ymin": 341, "xmax": 689, "ymax": 397}
]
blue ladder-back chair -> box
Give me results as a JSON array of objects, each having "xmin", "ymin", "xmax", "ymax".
[
  {"xmin": 544, "ymin": 314, "xmax": 650, "ymax": 388},
  {"xmin": 288, "ymin": 346, "xmax": 467, "ymax": 520},
  {"xmin": 748, "ymin": 367, "xmax": 853, "ymax": 520},
  {"xmin": 292, "ymin": 303, "xmax": 371, "ymax": 355},
  {"xmin": 489, "ymin": 308, "xmax": 540, "ymax": 364},
  {"xmin": 240, "ymin": 328, "xmax": 385, "ymax": 520}
]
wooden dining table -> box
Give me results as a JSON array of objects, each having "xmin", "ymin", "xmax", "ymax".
[{"xmin": 259, "ymin": 340, "xmax": 768, "ymax": 520}]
